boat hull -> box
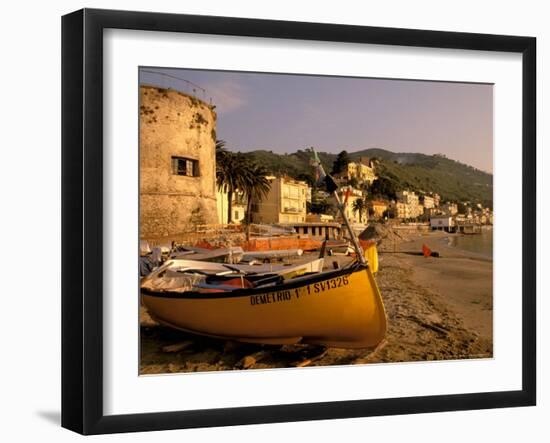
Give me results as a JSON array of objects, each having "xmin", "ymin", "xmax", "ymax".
[{"xmin": 141, "ymin": 265, "xmax": 386, "ymax": 349}]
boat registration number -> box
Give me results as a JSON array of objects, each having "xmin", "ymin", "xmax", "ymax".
[{"xmin": 250, "ymin": 275, "xmax": 350, "ymax": 306}]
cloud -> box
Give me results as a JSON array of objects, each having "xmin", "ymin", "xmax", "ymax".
[{"xmin": 204, "ymin": 80, "xmax": 248, "ymax": 113}]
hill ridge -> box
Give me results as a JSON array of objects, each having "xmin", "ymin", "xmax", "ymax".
[{"xmin": 238, "ymin": 147, "xmax": 493, "ymax": 207}]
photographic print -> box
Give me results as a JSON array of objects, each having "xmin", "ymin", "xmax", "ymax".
[
  {"xmin": 138, "ymin": 67, "xmax": 494, "ymax": 375},
  {"xmin": 61, "ymin": 10, "xmax": 536, "ymax": 433}
]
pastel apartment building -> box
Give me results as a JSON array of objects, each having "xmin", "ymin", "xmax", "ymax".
[
  {"xmin": 251, "ymin": 176, "xmax": 309, "ymax": 224},
  {"xmin": 396, "ymin": 190, "xmax": 423, "ymax": 219},
  {"xmin": 343, "ymin": 157, "xmax": 377, "ymax": 185},
  {"xmin": 216, "ymin": 188, "xmax": 247, "ymax": 224},
  {"xmin": 369, "ymin": 199, "xmax": 389, "ymax": 219},
  {"xmin": 337, "ymin": 186, "xmax": 366, "ymax": 224},
  {"xmin": 441, "ymin": 202, "xmax": 458, "ymax": 215},
  {"xmin": 422, "ymin": 194, "xmax": 435, "ymax": 209}
]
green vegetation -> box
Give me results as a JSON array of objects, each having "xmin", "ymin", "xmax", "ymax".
[
  {"xmin": 216, "ymin": 141, "xmax": 271, "ymax": 237},
  {"xmin": 216, "ymin": 140, "xmax": 241, "ymax": 224},
  {"xmin": 308, "ymin": 197, "xmax": 335, "ymax": 215},
  {"xmin": 240, "ymin": 149, "xmax": 334, "ymax": 183},
  {"xmin": 241, "ymin": 164, "xmax": 271, "ymax": 240},
  {"xmin": 370, "ymin": 150, "xmax": 492, "ymax": 207},
  {"xmin": 193, "ymin": 112, "xmax": 208, "ymax": 126},
  {"xmin": 241, "ymin": 147, "xmax": 493, "ymax": 207},
  {"xmin": 331, "ymin": 150, "xmax": 350, "ymax": 175}
]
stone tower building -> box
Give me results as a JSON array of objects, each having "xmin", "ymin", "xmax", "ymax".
[{"xmin": 140, "ymin": 85, "xmax": 218, "ymax": 238}]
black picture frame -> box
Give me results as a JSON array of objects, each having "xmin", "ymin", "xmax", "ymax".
[{"xmin": 61, "ymin": 8, "xmax": 536, "ymax": 435}]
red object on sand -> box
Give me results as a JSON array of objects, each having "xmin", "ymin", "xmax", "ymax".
[{"xmin": 422, "ymin": 244, "xmax": 432, "ymax": 257}]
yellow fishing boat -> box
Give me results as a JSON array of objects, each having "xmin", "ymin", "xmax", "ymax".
[
  {"xmin": 142, "ymin": 148, "xmax": 386, "ymax": 349},
  {"xmin": 141, "ymin": 262, "xmax": 386, "ymax": 349}
]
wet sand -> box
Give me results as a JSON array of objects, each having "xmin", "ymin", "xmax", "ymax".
[{"xmin": 140, "ymin": 230, "xmax": 493, "ymax": 373}]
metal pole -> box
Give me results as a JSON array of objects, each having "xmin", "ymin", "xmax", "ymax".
[
  {"xmin": 309, "ymin": 147, "xmax": 366, "ymax": 265},
  {"xmin": 332, "ymin": 190, "xmax": 367, "ymax": 265}
]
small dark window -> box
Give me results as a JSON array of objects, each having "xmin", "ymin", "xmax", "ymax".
[{"xmin": 171, "ymin": 156, "xmax": 199, "ymax": 177}]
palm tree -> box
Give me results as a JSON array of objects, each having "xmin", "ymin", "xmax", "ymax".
[
  {"xmin": 215, "ymin": 142, "xmax": 269, "ymax": 227},
  {"xmin": 240, "ymin": 163, "xmax": 271, "ymax": 240},
  {"xmin": 352, "ymin": 198, "xmax": 367, "ymax": 223},
  {"xmin": 216, "ymin": 142, "xmax": 249, "ymax": 224}
]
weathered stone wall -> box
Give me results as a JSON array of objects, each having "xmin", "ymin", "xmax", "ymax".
[{"xmin": 140, "ymin": 85, "xmax": 218, "ymax": 238}]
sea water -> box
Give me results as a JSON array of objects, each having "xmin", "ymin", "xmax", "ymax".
[{"xmin": 447, "ymin": 228, "xmax": 493, "ymax": 259}]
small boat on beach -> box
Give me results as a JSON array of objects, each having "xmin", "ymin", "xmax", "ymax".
[
  {"xmin": 324, "ymin": 239, "xmax": 351, "ymax": 255},
  {"xmin": 170, "ymin": 246, "xmax": 244, "ymax": 263},
  {"xmin": 248, "ymin": 223, "xmax": 296, "ymax": 237},
  {"xmin": 241, "ymin": 248, "xmax": 303, "ymax": 262},
  {"xmin": 141, "ymin": 261, "xmax": 386, "ymax": 348},
  {"xmin": 143, "ymin": 257, "xmax": 325, "ymax": 280}
]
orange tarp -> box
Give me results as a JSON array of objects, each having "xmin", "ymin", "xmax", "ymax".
[
  {"xmin": 192, "ymin": 237, "xmax": 323, "ymax": 252},
  {"xmin": 243, "ymin": 238, "xmax": 323, "ymax": 252}
]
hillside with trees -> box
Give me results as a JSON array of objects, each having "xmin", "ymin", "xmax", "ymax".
[{"xmin": 240, "ymin": 147, "xmax": 493, "ymax": 207}]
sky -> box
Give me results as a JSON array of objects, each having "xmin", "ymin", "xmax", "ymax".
[{"xmin": 140, "ymin": 68, "xmax": 493, "ymax": 173}]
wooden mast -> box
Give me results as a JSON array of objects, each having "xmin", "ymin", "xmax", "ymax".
[{"xmin": 310, "ymin": 148, "xmax": 366, "ymax": 265}]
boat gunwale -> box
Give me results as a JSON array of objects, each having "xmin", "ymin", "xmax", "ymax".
[{"xmin": 141, "ymin": 262, "xmax": 367, "ymax": 300}]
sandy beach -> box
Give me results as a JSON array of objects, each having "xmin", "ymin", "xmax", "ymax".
[{"xmin": 140, "ymin": 229, "xmax": 493, "ymax": 374}]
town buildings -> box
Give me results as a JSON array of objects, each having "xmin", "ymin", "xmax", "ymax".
[
  {"xmin": 337, "ymin": 186, "xmax": 366, "ymax": 224},
  {"xmin": 422, "ymin": 194, "xmax": 435, "ymax": 209},
  {"xmin": 369, "ymin": 200, "xmax": 389, "ymax": 219},
  {"xmin": 250, "ymin": 176, "xmax": 308, "ymax": 224},
  {"xmin": 395, "ymin": 190, "xmax": 423, "ymax": 219},
  {"xmin": 306, "ymin": 213, "xmax": 335, "ymax": 223},
  {"xmin": 397, "ymin": 190, "xmax": 419, "ymax": 206},
  {"xmin": 395, "ymin": 201, "xmax": 413, "ymax": 219},
  {"xmin": 429, "ymin": 201, "xmax": 493, "ymax": 232},
  {"xmin": 430, "ymin": 215, "xmax": 455, "ymax": 231},
  {"xmin": 341, "ymin": 157, "xmax": 377, "ymax": 185},
  {"xmin": 433, "ymin": 193, "xmax": 441, "ymax": 208},
  {"xmin": 216, "ymin": 188, "xmax": 246, "ymax": 224},
  {"xmin": 425, "ymin": 207, "xmax": 442, "ymax": 217},
  {"xmin": 441, "ymin": 202, "xmax": 458, "ymax": 215}
]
